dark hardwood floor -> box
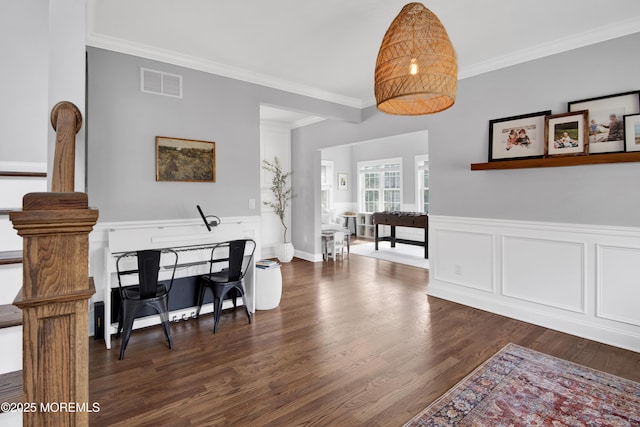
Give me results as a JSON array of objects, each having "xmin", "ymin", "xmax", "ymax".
[{"xmin": 89, "ymin": 255, "xmax": 640, "ymax": 426}]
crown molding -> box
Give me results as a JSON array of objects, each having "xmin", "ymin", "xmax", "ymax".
[
  {"xmin": 85, "ymin": 33, "xmax": 364, "ymax": 109},
  {"xmin": 459, "ymin": 16, "xmax": 640, "ymax": 79}
]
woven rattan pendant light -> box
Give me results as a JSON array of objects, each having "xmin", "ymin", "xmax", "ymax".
[{"xmin": 375, "ymin": 3, "xmax": 457, "ymax": 115}]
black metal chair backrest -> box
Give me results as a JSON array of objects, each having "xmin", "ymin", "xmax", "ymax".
[
  {"xmin": 209, "ymin": 239, "xmax": 256, "ymax": 282},
  {"xmin": 137, "ymin": 250, "xmax": 161, "ymax": 299},
  {"xmin": 227, "ymin": 240, "xmax": 246, "ymax": 281},
  {"xmin": 116, "ymin": 249, "xmax": 178, "ymax": 299}
]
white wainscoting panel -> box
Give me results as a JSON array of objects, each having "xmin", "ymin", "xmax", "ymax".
[
  {"xmin": 432, "ymin": 229, "xmax": 494, "ymax": 292},
  {"xmin": 428, "ymin": 215, "xmax": 640, "ymax": 352},
  {"xmin": 502, "ymin": 236, "xmax": 585, "ymax": 313},
  {"xmin": 597, "ymin": 244, "xmax": 640, "ymax": 327}
]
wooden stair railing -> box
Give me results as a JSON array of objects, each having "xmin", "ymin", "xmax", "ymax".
[{"xmin": 9, "ymin": 101, "xmax": 98, "ymax": 426}]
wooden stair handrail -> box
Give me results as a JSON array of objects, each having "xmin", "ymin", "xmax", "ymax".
[
  {"xmin": 50, "ymin": 101, "xmax": 82, "ymax": 193},
  {"xmin": 10, "ymin": 101, "xmax": 98, "ymax": 426}
]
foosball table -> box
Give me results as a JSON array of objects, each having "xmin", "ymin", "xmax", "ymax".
[{"xmin": 372, "ymin": 211, "xmax": 428, "ymax": 259}]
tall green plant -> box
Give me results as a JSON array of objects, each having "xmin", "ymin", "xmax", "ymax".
[{"xmin": 262, "ymin": 156, "xmax": 294, "ymax": 243}]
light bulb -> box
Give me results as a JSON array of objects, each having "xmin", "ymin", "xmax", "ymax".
[{"xmin": 409, "ymin": 58, "xmax": 418, "ymax": 75}]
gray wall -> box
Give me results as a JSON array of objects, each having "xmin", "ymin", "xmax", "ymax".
[
  {"xmin": 86, "ymin": 48, "xmax": 358, "ymax": 221},
  {"xmin": 291, "ymin": 33, "xmax": 640, "ymax": 255},
  {"xmin": 1, "ymin": 2, "xmax": 48, "ymax": 164},
  {"xmin": 88, "ymin": 48, "xmax": 260, "ymax": 221},
  {"xmin": 321, "ymin": 145, "xmax": 353, "ymax": 204}
]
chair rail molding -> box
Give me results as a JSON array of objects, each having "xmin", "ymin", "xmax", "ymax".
[{"xmin": 428, "ymin": 214, "xmax": 640, "ymax": 353}]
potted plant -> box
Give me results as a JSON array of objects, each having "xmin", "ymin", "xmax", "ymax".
[{"xmin": 262, "ymin": 156, "xmax": 295, "ymax": 262}]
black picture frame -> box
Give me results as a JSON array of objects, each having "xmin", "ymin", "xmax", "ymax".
[
  {"xmin": 568, "ymin": 90, "xmax": 640, "ymax": 154},
  {"xmin": 488, "ymin": 110, "xmax": 551, "ymax": 161}
]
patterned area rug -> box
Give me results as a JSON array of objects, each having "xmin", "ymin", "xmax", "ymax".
[{"xmin": 404, "ymin": 343, "xmax": 640, "ymax": 426}]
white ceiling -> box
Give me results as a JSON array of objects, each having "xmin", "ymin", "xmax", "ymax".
[{"xmin": 87, "ymin": 0, "xmax": 640, "ymax": 125}]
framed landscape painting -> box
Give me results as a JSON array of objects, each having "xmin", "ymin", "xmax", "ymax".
[
  {"xmin": 568, "ymin": 90, "xmax": 640, "ymax": 154},
  {"xmin": 488, "ymin": 110, "xmax": 551, "ymax": 161},
  {"xmin": 156, "ymin": 136, "xmax": 216, "ymax": 182}
]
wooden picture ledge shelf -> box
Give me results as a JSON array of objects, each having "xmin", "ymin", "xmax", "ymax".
[{"xmin": 470, "ymin": 152, "xmax": 640, "ymax": 170}]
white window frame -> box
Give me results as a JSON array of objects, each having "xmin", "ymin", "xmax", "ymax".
[
  {"xmin": 416, "ymin": 155, "xmax": 429, "ymax": 213},
  {"xmin": 357, "ymin": 157, "xmax": 403, "ymax": 213},
  {"xmin": 321, "ymin": 160, "xmax": 334, "ymax": 210}
]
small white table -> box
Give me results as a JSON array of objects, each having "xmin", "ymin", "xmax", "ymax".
[{"xmin": 255, "ymin": 265, "xmax": 282, "ymax": 310}]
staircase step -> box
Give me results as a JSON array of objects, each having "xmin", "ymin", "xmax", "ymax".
[
  {"xmin": 0, "ymin": 251, "xmax": 22, "ymax": 266},
  {"xmin": 0, "ymin": 171, "xmax": 46, "ymax": 178},
  {"xmin": 0, "ymin": 370, "xmax": 22, "ymax": 409},
  {"xmin": 0, "ymin": 304, "xmax": 22, "ymax": 329}
]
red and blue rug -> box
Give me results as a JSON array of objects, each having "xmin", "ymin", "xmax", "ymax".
[{"xmin": 404, "ymin": 343, "xmax": 640, "ymax": 426}]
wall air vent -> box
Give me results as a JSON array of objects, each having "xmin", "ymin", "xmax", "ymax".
[{"xmin": 141, "ymin": 68, "xmax": 183, "ymax": 98}]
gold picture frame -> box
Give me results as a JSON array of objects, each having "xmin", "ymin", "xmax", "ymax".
[{"xmin": 155, "ymin": 136, "xmax": 216, "ymax": 182}]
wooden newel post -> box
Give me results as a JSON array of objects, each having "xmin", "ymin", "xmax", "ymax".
[{"xmin": 9, "ymin": 101, "xmax": 98, "ymax": 426}]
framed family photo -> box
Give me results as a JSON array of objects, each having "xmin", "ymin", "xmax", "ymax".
[
  {"xmin": 545, "ymin": 111, "xmax": 589, "ymax": 157},
  {"xmin": 568, "ymin": 90, "xmax": 640, "ymax": 154},
  {"xmin": 156, "ymin": 136, "xmax": 216, "ymax": 182},
  {"xmin": 624, "ymin": 113, "xmax": 640, "ymax": 152},
  {"xmin": 488, "ymin": 110, "xmax": 551, "ymax": 161}
]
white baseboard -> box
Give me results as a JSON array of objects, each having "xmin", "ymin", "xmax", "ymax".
[{"xmin": 293, "ymin": 249, "xmax": 322, "ymax": 263}]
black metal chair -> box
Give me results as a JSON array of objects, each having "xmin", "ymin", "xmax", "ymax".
[
  {"xmin": 195, "ymin": 239, "xmax": 256, "ymax": 333},
  {"xmin": 115, "ymin": 248, "xmax": 178, "ymax": 360}
]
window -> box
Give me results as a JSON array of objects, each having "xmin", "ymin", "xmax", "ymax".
[
  {"xmin": 321, "ymin": 160, "xmax": 334, "ymax": 210},
  {"xmin": 357, "ymin": 158, "xmax": 402, "ymax": 213},
  {"xmin": 416, "ymin": 155, "xmax": 429, "ymax": 213}
]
